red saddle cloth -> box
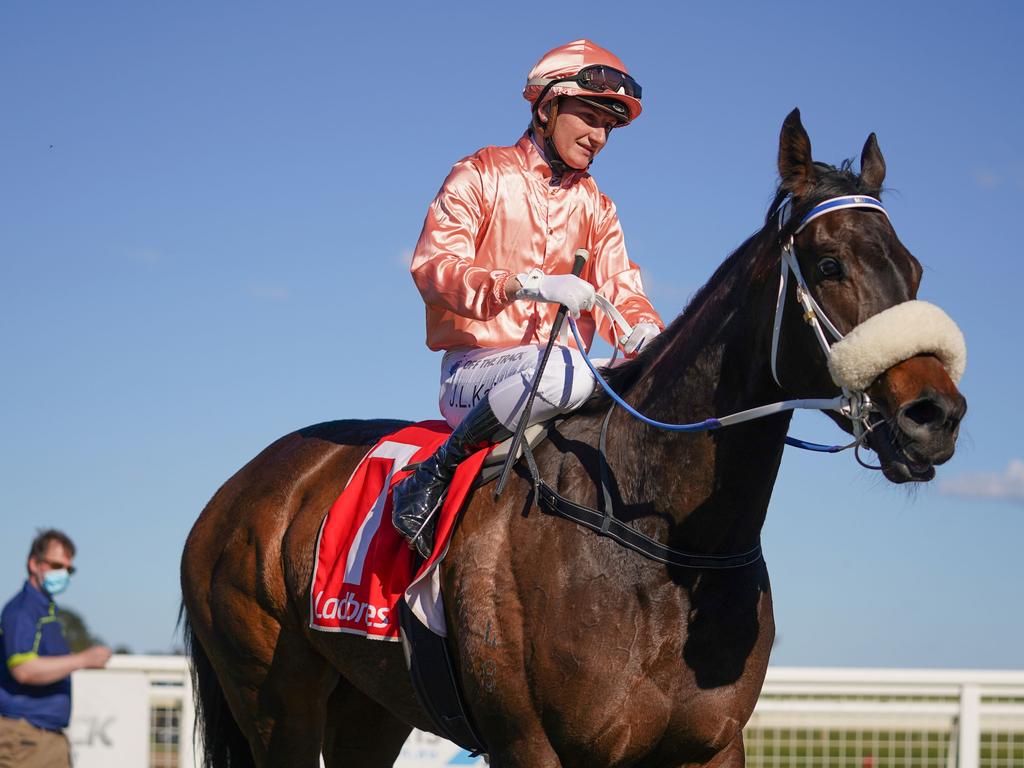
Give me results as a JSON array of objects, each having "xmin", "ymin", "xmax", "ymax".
[{"xmin": 309, "ymin": 420, "xmax": 490, "ymax": 641}]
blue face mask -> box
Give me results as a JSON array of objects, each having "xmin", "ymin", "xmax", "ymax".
[{"xmin": 42, "ymin": 569, "xmax": 70, "ymax": 596}]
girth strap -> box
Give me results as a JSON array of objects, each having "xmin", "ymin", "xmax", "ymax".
[{"xmin": 521, "ymin": 407, "xmax": 763, "ymax": 570}]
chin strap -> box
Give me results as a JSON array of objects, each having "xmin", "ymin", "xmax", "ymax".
[
  {"xmin": 542, "ymin": 137, "xmax": 572, "ymax": 180},
  {"xmin": 531, "ymin": 97, "xmax": 588, "ymax": 181}
]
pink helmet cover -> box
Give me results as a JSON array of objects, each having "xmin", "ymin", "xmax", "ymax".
[{"xmin": 523, "ymin": 39, "xmax": 642, "ymax": 123}]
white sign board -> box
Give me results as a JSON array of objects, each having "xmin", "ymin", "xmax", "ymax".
[
  {"xmin": 395, "ymin": 730, "xmax": 486, "ymax": 766},
  {"xmin": 69, "ymin": 669, "xmax": 149, "ymax": 768}
]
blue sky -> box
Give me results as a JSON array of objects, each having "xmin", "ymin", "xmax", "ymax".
[{"xmin": 1, "ymin": 1, "xmax": 1021, "ymax": 666}]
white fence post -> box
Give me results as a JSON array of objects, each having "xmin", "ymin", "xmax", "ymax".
[
  {"xmin": 957, "ymin": 682, "xmax": 981, "ymax": 768},
  {"xmin": 179, "ymin": 663, "xmax": 199, "ymax": 768}
]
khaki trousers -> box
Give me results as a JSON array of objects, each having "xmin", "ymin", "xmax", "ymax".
[{"xmin": 0, "ymin": 716, "xmax": 70, "ymax": 768}]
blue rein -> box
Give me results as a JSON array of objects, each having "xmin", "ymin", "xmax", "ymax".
[
  {"xmin": 562, "ymin": 193, "xmax": 889, "ymax": 454},
  {"xmin": 566, "ymin": 317, "xmax": 845, "ymax": 453}
]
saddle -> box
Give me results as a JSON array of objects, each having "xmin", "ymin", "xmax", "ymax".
[
  {"xmin": 308, "ymin": 420, "xmax": 553, "ymax": 754},
  {"xmin": 479, "ymin": 423, "xmax": 550, "ymax": 479},
  {"xmin": 400, "ymin": 422, "xmax": 553, "ymax": 756}
]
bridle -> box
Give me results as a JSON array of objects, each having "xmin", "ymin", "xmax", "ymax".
[
  {"xmin": 528, "ymin": 193, "xmax": 964, "ymax": 568},
  {"xmin": 572, "ymin": 193, "xmax": 894, "ymax": 452},
  {"xmin": 770, "ymin": 194, "xmax": 892, "ymax": 447}
]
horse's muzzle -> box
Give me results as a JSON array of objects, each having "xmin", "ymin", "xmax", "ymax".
[
  {"xmin": 867, "ymin": 355, "xmax": 967, "ymax": 484},
  {"xmin": 895, "ymin": 388, "xmax": 966, "ymax": 465}
]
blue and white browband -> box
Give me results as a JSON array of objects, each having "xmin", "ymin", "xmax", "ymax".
[{"xmin": 778, "ymin": 195, "xmax": 889, "ymax": 234}]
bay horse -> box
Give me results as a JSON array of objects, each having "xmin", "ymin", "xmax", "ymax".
[{"xmin": 180, "ymin": 109, "xmax": 966, "ymax": 767}]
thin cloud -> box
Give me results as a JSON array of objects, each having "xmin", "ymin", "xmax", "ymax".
[
  {"xmin": 940, "ymin": 459, "xmax": 1024, "ymax": 503},
  {"xmin": 970, "ymin": 168, "xmax": 999, "ymax": 189}
]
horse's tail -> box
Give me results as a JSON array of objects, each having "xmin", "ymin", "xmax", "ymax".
[{"xmin": 178, "ymin": 603, "xmax": 255, "ymax": 768}]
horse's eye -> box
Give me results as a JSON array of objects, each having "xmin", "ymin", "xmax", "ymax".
[{"xmin": 817, "ymin": 258, "xmax": 843, "ymax": 279}]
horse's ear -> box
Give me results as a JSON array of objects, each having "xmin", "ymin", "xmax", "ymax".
[
  {"xmin": 860, "ymin": 132, "xmax": 886, "ymax": 192},
  {"xmin": 778, "ymin": 108, "xmax": 816, "ymax": 197}
]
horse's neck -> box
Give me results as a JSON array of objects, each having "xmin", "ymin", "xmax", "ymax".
[{"xmin": 609, "ymin": 235, "xmax": 787, "ymax": 553}]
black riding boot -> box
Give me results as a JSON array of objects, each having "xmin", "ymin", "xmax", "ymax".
[{"xmin": 392, "ymin": 394, "xmax": 511, "ymax": 558}]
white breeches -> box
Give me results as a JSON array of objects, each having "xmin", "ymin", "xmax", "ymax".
[{"xmin": 438, "ymin": 344, "xmax": 600, "ymax": 430}]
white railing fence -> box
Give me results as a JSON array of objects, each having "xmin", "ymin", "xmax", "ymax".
[
  {"xmin": 70, "ymin": 657, "xmax": 1024, "ymax": 767},
  {"xmin": 749, "ymin": 668, "xmax": 1024, "ymax": 768}
]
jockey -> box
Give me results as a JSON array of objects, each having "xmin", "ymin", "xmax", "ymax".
[{"xmin": 392, "ymin": 39, "xmax": 664, "ymax": 557}]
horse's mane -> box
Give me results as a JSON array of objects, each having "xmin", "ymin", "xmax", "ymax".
[{"xmin": 593, "ymin": 160, "xmax": 881, "ymax": 400}]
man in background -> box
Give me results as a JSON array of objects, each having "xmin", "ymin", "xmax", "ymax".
[{"xmin": 0, "ymin": 530, "xmax": 111, "ymax": 767}]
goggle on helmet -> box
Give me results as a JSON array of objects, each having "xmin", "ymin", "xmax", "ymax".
[{"xmin": 523, "ymin": 39, "xmax": 643, "ymax": 126}]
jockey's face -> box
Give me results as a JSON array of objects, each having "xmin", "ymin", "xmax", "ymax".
[{"xmin": 545, "ymin": 98, "xmax": 619, "ymax": 170}]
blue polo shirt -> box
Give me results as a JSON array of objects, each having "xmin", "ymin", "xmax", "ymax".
[{"xmin": 0, "ymin": 581, "xmax": 72, "ymax": 731}]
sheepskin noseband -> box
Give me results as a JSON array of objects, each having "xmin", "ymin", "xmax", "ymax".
[{"xmin": 828, "ymin": 300, "xmax": 966, "ymax": 391}]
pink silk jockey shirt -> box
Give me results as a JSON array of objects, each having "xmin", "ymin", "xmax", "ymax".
[{"xmin": 411, "ymin": 134, "xmax": 663, "ymax": 352}]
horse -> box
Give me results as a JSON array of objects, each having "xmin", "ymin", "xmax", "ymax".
[{"xmin": 180, "ymin": 109, "xmax": 966, "ymax": 768}]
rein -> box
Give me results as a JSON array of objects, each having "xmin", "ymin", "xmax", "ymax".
[
  {"xmin": 571, "ymin": 313, "xmax": 865, "ymax": 452},
  {"xmin": 525, "ymin": 195, "xmax": 892, "ymax": 569},
  {"xmin": 576, "ymin": 193, "xmax": 894, "ymax": 453}
]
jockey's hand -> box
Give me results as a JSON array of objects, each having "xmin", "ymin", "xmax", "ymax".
[
  {"xmin": 623, "ymin": 322, "xmax": 660, "ymax": 354},
  {"xmin": 516, "ymin": 269, "xmax": 596, "ymax": 318}
]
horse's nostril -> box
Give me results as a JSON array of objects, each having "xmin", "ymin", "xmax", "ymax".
[
  {"xmin": 902, "ymin": 399, "xmax": 943, "ymax": 428},
  {"xmin": 899, "ymin": 393, "xmax": 964, "ymax": 439}
]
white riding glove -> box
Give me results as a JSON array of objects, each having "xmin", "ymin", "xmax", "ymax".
[
  {"xmin": 623, "ymin": 322, "xmax": 660, "ymax": 354},
  {"xmin": 515, "ymin": 268, "xmax": 596, "ymax": 318}
]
